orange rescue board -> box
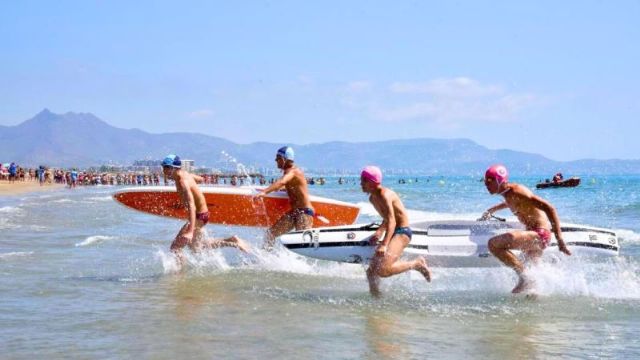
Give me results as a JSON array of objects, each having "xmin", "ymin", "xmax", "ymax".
[{"xmin": 113, "ymin": 186, "xmax": 360, "ymax": 228}]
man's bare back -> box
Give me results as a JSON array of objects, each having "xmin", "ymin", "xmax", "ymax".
[
  {"xmin": 501, "ymin": 183, "xmax": 552, "ymax": 231},
  {"xmin": 174, "ymin": 171, "xmax": 208, "ymax": 215},
  {"xmin": 369, "ymin": 188, "xmax": 410, "ymax": 229}
]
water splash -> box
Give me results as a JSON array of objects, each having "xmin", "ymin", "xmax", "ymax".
[
  {"xmin": 617, "ymin": 229, "xmax": 640, "ymax": 245},
  {"xmin": 220, "ymin": 150, "xmax": 257, "ymax": 186},
  {"xmin": 221, "ymin": 150, "xmax": 269, "ymax": 223}
]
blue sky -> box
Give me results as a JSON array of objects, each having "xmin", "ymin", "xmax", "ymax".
[{"xmin": 1, "ymin": 1, "xmax": 638, "ymax": 161}]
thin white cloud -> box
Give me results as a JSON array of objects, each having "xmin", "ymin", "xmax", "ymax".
[
  {"xmin": 187, "ymin": 109, "xmax": 214, "ymax": 118},
  {"xmin": 346, "ymin": 81, "xmax": 373, "ymax": 93},
  {"xmin": 389, "ymin": 77, "xmax": 503, "ymax": 98},
  {"xmin": 344, "ymin": 77, "xmax": 538, "ymax": 124}
]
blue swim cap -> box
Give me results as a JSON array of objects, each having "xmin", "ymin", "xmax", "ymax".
[
  {"xmin": 162, "ymin": 154, "xmax": 182, "ymax": 168},
  {"xmin": 276, "ymin": 146, "xmax": 295, "ymax": 161}
]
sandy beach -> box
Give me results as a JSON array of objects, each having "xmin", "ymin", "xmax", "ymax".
[{"xmin": 0, "ymin": 181, "xmax": 63, "ymax": 195}]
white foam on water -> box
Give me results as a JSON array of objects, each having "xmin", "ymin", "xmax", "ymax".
[
  {"xmin": 617, "ymin": 229, "xmax": 640, "ymax": 244},
  {"xmin": 86, "ymin": 196, "xmax": 113, "ymax": 202},
  {"xmin": 244, "ymin": 246, "xmax": 364, "ymax": 278},
  {"xmin": 0, "ymin": 206, "xmax": 24, "ymax": 214},
  {"xmin": 155, "ymin": 248, "xmax": 232, "ymax": 274},
  {"xmin": 50, "ymin": 199, "xmax": 77, "ymax": 204},
  {"xmin": 28, "ymin": 225, "xmax": 49, "ymax": 231},
  {"xmin": 518, "ymin": 257, "xmax": 640, "ymax": 299},
  {"xmin": 156, "ymin": 249, "xmax": 181, "ymax": 274},
  {"xmin": 0, "ymin": 219, "xmax": 17, "ymax": 230},
  {"xmin": 0, "ymin": 251, "xmax": 34, "ymax": 259},
  {"xmin": 75, "ymin": 235, "xmax": 117, "ymax": 247}
]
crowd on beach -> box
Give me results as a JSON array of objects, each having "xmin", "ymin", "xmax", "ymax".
[{"xmin": 0, "ymin": 162, "xmax": 330, "ymax": 188}]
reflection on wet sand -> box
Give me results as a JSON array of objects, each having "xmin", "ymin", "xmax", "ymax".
[
  {"xmin": 364, "ymin": 311, "xmax": 410, "ymax": 360},
  {"xmin": 165, "ymin": 274, "xmax": 240, "ymax": 322}
]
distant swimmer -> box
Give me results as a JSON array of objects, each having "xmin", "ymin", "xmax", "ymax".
[
  {"xmin": 360, "ymin": 166, "xmax": 431, "ymax": 298},
  {"xmin": 256, "ymin": 146, "xmax": 314, "ymax": 249},
  {"xmin": 161, "ymin": 154, "xmax": 250, "ymax": 268},
  {"xmin": 480, "ymin": 164, "xmax": 571, "ymax": 293}
]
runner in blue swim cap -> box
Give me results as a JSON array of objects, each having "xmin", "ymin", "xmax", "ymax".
[
  {"xmin": 256, "ymin": 146, "xmax": 315, "ymax": 249},
  {"xmin": 160, "ymin": 153, "xmax": 250, "ymax": 268}
]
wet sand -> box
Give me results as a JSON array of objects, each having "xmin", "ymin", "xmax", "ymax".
[{"xmin": 0, "ymin": 181, "xmax": 63, "ymax": 195}]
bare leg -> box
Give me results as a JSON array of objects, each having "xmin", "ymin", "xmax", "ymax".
[
  {"xmin": 367, "ymin": 260, "xmax": 382, "ymax": 298},
  {"xmin": 488, "ymin": 231, "xmax": 543, "ymax": 293},
  {"xmin": 263, "ymin": 213, "xmax": 294, "ymax": 249},
  {"xmin": 293, "ymin": 213, "xmax": 313, "ymax": 231},
  {"xmin": 377, "ymin": 234, "xmax": 431, "ymax": 281},
  {"xmin": 203, "ymin": 235, "xmax": 251, "ymax": 253},
  {"xmin": 367, "ymin": 234, "xmax": 431, "ymax": 297},
  {"xmin": 170, "ymin": 222, "xmax": 192, "ymax": 269}
]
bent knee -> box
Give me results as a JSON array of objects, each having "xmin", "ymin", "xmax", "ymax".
[
  {"xmin": 487, "ymin": 238, "xmax": 499, "ymax": 253},
  {"xmin": 376, "ymin": 266, "xmax": 393, "ymax": 278},
  {"xmin": 488, "ymin": 234, "xmax": 513, "ymax": 252},
  {"xmin": 171, "ymin": 237, "xmax": 188, "ymax": 251}
]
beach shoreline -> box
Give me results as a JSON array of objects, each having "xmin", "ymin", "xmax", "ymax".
[{"xmin": 0, "ymin": 181, "xmax": 64, "ymax": 195}]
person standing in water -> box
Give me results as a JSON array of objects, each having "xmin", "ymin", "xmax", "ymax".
[
  {"xmin": 480, "ymin": 164, "xmax": 571, "ymax": 293},
  {"xmin": 256, "ymin": 146, "xmax": 315, "ymax": 249},
  {"xmin": 162, "ymin": 154, "xmax": 250, "ymax": 268},
  {"xmin": 360, "ymin": 165, "xmax": 431, "ymax": 297}
]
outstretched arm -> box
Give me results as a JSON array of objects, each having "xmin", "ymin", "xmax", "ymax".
[
  {"xmin": 480, "ymin": 202, "xmax": 509, "ymax": 220},
  {"xmin": 258, "ymin": 171, "xmax": 296, "ymax": 196}
]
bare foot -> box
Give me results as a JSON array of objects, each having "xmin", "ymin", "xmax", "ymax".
[
  {"xmin": 512, "ymin": 274, "xmax": 536, "ymax": 294},
  {"xmin": 229, "ymin": 235, "xmax": 251, "ymax": 253},
  {"xmin": 415, "ymin": 256, "xmax": 432, "ymax": 282}
]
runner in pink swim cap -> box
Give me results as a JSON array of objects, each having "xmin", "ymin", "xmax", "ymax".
[
  {"xmin": 359, "ymin": 165, "xmax": 431, "ymax": 297},
  {"xmin": 361, "ymin": 165, "xmax": 382, "ymax": 184},
  {"xmin": 480, "ymin": 164, "xmax": 572, "ymax": 294}
]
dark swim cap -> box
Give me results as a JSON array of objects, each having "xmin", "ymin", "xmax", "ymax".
[{"xmin": 162, "ymin": 154, "xmax": 182, "ymax": 168}]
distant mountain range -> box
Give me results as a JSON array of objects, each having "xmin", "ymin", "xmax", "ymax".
[{"xmin": 1, "ymin": 109, "xmax": 639, "ymax": 175}]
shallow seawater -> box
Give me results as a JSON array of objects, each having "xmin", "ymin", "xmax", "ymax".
[{"xmin": 1, "ymin": 176, "xmax": 639, "ymax": 358}]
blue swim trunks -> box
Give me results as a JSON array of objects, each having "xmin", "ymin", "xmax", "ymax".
[{"xmin": 393, "ymin": 226, "xmax": 413, "ymax": 239}]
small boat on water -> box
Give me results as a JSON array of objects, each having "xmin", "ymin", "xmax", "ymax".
[
  {"xmin": 536, "ymin": 177, "xmax": 581, "ymax": 189},
  {"xmin": 279, "ymin": 219, "xmax": 618, "ymax": 267}
]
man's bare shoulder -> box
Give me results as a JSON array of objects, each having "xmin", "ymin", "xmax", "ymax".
[
  {"xmin": 380, "ymin": 187, "xmax": 398, "ymax": 200},
  {"xmin": 291, "ymin": 167, "xmax": 305, "ymax": 177},
  {"xmin": 509, "ymin": 183, "xmax": 534, "ymax": 197},
  {"xmin": 176, "ymin": 171, "xmax": 195, "ymax": 185}
]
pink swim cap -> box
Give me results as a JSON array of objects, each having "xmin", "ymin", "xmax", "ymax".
[
  {"xmin": 485, "ymin": 164, "xmax": 508, "ymax": 185},
  {"xmin": 361, "ymin": 165, "xmax": 382, "ymax": 184}
]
